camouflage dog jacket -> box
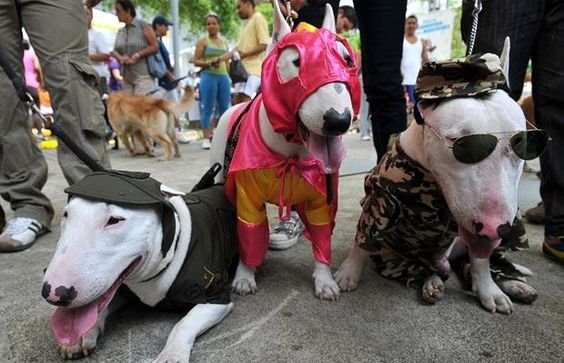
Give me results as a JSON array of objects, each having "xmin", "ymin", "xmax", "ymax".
[{"xmin": 356, "ymin": 141, "xmax": 458, "ymax": 285}]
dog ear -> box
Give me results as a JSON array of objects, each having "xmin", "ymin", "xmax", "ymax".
[
  {"xmin": 267, "ymin": 0, "xmax": 292, "ymax": 55},
  {"xmin": 500, "ymin": 37, "xmax": 511, "ymax": 91},
  {"xmin": 321, "ymin": 4, "xmax": 336, "ymax": 33}
]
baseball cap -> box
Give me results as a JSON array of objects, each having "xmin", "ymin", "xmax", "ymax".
[
  {"xmin": 415, "ymin": 53, "xmax": 506, "ymax": 100},
  {"xmin": 152, "ymin": 15, "xmax": 173, "ymax": 27}
]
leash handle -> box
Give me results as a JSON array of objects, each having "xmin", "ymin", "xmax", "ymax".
[
  {"xmin": 284, "ymin": 1, "xmax": 294, "ymax": 28},
  {"xmin": 466, "ymin": 0, "xmax": 482, "ymax": 56}
]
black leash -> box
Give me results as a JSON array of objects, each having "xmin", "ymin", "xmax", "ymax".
[
  {"xmin": 0, "ymin": 46, "xmax": 105, "ymax": 172},
  {"xmin": 145, "ymin": 74, "xmax": 192, "ymax": 96}
]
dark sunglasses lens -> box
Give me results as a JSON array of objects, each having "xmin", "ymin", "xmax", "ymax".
[
  {"xmin": 510, "ymin": 130, "xmax": 549, "ymax": 160},
  {"xmin": 453, "ymin": 134, "xmax": 498, "ymax": 163}
]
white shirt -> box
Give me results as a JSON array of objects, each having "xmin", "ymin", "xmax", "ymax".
[
  {"xmin": 88, "ymin": 28, "xmax": 110, "ymax": 78},
  {"xmin": 401, "ymin": 37, "xmax": 423, "ymax": 85}
]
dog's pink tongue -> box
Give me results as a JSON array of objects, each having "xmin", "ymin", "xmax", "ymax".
[
  {"xmin": 307, "ymin": 134, "xmax": 345, "ymax": 174},
  {"xmin": 52, "ymin": 302, "xmax": 98, "ymax": 346}
]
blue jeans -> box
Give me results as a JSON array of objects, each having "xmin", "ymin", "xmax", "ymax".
[
  {"xmin": 199, "ymin": 72, "xmax": 231, "ymax": 129},
  {"xmin": 462, "ymin": 0, "xmax": 564, "ymax": 237}
]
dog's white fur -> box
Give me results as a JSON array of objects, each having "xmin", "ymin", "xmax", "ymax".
[
  {"xmin": 210, "ymin": 3, "xmax": 353, "ymax": 300},
  {"xmin": 336, "ymin": 39, "xmax": 532, "ymax": 314},
  {"xmin": 43, "ymin": 193, "xmax": 232, "ymax": 362}
]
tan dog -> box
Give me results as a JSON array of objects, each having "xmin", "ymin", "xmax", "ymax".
[{"xmin": 107, "ymin": 87, "xmax": 195, "ymax": 160}]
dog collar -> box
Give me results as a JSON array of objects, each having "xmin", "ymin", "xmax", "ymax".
[{"xmin": 65, "ymin": 170, "xmax": 177, "ymax": 256}]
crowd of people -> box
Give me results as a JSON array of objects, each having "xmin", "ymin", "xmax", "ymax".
[{"xmin": 0, "ymin": 0, "xmax": 561, "ymax": 268}]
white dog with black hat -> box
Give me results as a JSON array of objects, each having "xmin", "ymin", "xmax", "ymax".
[{"xmin": 42, "ymin": 170, "xmax": 237, "ymax": 361}]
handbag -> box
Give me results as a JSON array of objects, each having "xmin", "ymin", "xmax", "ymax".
[
  {"xmin": 147, "ymin": 51, "xmax": 167, "ymax": 79},
  {"xmin": 228, "ymin": 55, "xmax": 248, "ymax": 83}
]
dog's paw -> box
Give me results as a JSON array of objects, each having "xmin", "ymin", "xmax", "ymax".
[
  {"xmin": 153, "ymin": 348, "xmax": 190, "ymax": 363},
  {"xmin": 334, "ymin": 260, "xmax": 362, "ymax": 292},
  {"xmin": 232, "ymin": 262, "xmax": 257, "ymax": 296},
  {"xmin": 57, "ymin": 326, "xmax": 100, "ymax": 360},
  {"xmin": 497, "ymin": 279, "xmax": 538, "ymax": 304},
  {"xmin": 313, "ymin": 262, "xmax": 340, "ymax": 301},
  {"xmin": 421, "ymin": 274, "xmax": 444, "ymax": 304},
  {"xmin": 473, "ymin": 281, "xmax": 513, "ymax": 314},
  {"xmin": 334, "ymin": 246, "xmax": 369, "ymax": 292}
]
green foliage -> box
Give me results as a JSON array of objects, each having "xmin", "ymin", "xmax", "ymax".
[
  {"xmin": 98, "ymin": 0, "xmax": 243, "ymax": 40},
  {"xmin": 451, "ymin": 5, "xmax": 466, "ymax": 58}
]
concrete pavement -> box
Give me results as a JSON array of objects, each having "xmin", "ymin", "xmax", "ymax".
[{"xmin": 1, "ymin": 132, "xmax": 562, "ymax": 363}]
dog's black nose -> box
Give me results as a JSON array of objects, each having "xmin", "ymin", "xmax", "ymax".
[
  {"xmin": 52, "ymin": 285, "xmax": 78, "ymax": 307},
  {"xmin": 322, "ymin": 107, "xmax": 351, "ymax": 136},
  {"xmin": 41, "ymin": 282, "xmax": 51, "ymax": 299},
  {"xmin": 496, "ymin": 222, "xmax": 512, "ymax": 239}
]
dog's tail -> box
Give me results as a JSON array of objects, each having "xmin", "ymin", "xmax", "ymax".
[{"xmin": 170, "ymin": 86, "xmax": 196, "ymax": 117}]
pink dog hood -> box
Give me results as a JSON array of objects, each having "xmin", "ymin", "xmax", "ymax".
[{"xmin": 261, "ymin": 26, "xmax": 361, "ymax": 142}]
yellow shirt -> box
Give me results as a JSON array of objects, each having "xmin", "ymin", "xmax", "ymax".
[
  {"xmin": 234, "ymin": 168, "xmax": 331, "ymax": 226},
  {"xmin": 237, "ymin": 11, "xmax": 270, "ymax": 77}
]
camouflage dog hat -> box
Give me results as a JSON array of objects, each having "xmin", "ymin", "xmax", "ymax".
[{"xmin": 415, "ymin": 53, "xmax": 506, "ymax": 100}]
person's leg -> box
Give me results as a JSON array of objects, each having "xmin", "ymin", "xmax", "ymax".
[
  {"xmin": 198, "ymin": 72, "xmax": 216, "ymax": 148},
  {"xmin": 217, "ymin": 75, "xmax": 232, "ymax": 118},
  {"xmin": 533, "ymin": 0, "xmax": 564, "ymax": 262},
  {"xmin": 461, "ymin": 0, "xmax": 543, "ymax": 101},
  {"xmin": 21, "ymin": 0, "xmax": 110, "ymax": 185},
  {"xmin": 0, "ymin": 2, "xmax": 54, "ymax": 251},
  {"xmin": 354, "ymin": 0, "xmax": 407, "ymax": 161}
]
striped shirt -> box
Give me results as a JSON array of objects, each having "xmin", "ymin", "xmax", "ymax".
[
  {"xmin": 202, "ymin": 37, "xmax": 228, "ymax": 76},
  {"xmin": 114, "ymin": 17, "xmax": 152, "ymax": 82}
]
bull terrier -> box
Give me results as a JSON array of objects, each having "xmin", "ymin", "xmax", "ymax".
[
  {"xmin": 42, "ymin": 171, "xmax": 237, "ymax": 361},
  {"xmin": 210, "ymin": 2, "xmax": 360, "ymax": 301},
  {"xmin": 335, "ymin": 40, "xmax": 547, "ymax": 313}
]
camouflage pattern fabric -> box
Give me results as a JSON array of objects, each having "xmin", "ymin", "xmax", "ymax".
[
  {"xmin": 415, "ymin": 53, "xmax": 506, "ymax": 101},
  {"xmin": 356, "ymin": 141, "xmax": 458, "ymax": 286},
  {"xmin": 356, "ymin": 140, "xmax": 530, "ymax": 287}
]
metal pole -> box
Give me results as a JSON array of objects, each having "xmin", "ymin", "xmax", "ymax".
[{"xmin": 171, "ymin": 0, "xmax": 180, "ymax": 76}]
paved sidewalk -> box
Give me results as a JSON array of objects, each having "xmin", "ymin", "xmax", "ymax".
[{"xmin": 0, "ymin": 133, "xmax": 562, "ymax": 363}]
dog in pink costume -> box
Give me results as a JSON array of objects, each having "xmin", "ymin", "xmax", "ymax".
[{"xmin": 210, "ymin": 2, "xmax": 360, "ymax": 300}]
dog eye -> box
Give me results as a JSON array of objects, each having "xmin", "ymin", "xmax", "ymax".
[
  {"xmin": 106, "ymin": 216, "xmax": 125, "ymax": 226},
  {"xmin": 292, "ymin": 57, "xmax": 300, "ymax": 67}
]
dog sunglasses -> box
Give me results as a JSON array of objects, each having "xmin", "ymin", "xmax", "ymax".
[{"xmin": 424, "ymin": 123, "xmax": 551, "ymax": 164}]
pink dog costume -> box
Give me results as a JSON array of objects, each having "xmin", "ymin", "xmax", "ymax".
[{"xmin": 224, "ymin": 25, "xmax": 361, "ymax": 268}]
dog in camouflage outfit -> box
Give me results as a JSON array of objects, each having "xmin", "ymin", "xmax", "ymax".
[{"xmin": 336, "ymin": 40, "xmax": 546, "ymax": 314}]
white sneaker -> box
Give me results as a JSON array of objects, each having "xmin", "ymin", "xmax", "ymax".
[
  {"xmin": 269, "ymin": 212, "xmax": 305, "ymax": 250},
  {"xmin": 361, "ymin": 135, "xmax": 371, "ymax": 141},
  {"xmin": 176, "ymin": 131, "xmax": 190, "ymax": 144},
  {"xmin": 201, "ymin": 139, "xmax": 211, "ymax": 150},
  {"xmin": 0, "ymin": 217, "xmax": 46, "ymax": 252}
]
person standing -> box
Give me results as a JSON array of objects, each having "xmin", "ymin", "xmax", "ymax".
[
  {"xmin": 231, "ymin": 0, "xmax": 270, "ymax": 104},
  {"xmin": 193, "ymin": 13, "xmax": 231, "ymax": 150},
  {"xmin": 152, "ymin": 15, "xmax": 178, "ymax": 102},
  {"xmin": 461, "ymin": 0, "xmax": 564, "ymax": 264},
  {"xmin": 112, "ymin": 0, "xmax": 158, "ymax": 95},
  {"xmin": 86, "ymin": 7, "xmax": 111, "ymax": 97},
  {"xmin": 401, "ymin": 15, "xmax": 428, "ymax": 107},
  {"xmin": 0, "ymin": 0, "xmax": 111, "ymax": 252}
]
